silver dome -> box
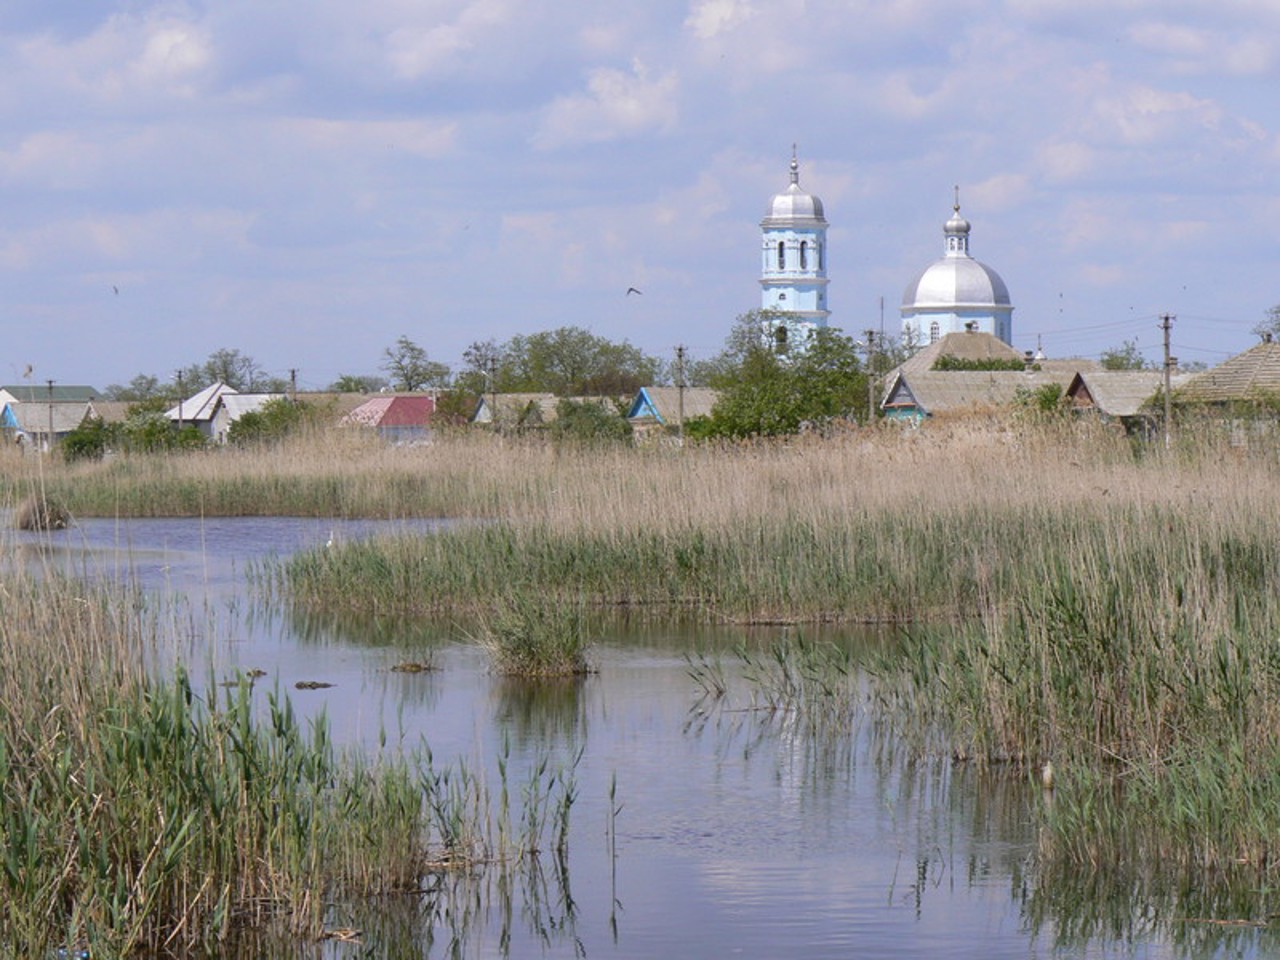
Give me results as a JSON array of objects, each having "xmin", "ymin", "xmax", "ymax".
[
  {"xmin": 902, "ymin": 257, "xmax": 1011, "ymax": 309},
  {"xmin": 762, "ymin": 155, "xmax": 826, "ymax": 227},
  {"xmin": 902, "ymin": 197, "xmax": 1011, "ymax": 309}
]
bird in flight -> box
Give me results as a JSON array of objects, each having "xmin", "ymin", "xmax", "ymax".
[{"xmin": 626, "ymin": 287, "xmax": 642, "ymax": 296}]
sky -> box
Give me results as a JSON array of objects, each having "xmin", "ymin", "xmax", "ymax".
[{"xmin": 3, "ymin": 0, "xmax": 1280, "ymax": 390}]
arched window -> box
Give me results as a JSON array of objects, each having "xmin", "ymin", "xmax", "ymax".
[
  {"xmin": 929, "ymin": 321, "xmax": 941, "ymax": 343},
  {"xmin": 816, "ymin": 243, "xmax": 822, "ymax": 271},
  {"xmin": 799, "ymin": 241, "xmax": 808, "ymax": 270},
  {"xmin": 774, "ymin": 325, "xmax": 788, "ymax": 353},
  {"xmin": 777, "ymin": 241, "xmax": 785, "ymax": 270}
]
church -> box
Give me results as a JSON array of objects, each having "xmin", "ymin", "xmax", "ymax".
[{"xmin": 758, "ymin": 155, "xmax": 1014, "ymax": 350}]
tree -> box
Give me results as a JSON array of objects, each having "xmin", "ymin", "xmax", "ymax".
[
  {"xmin": 548, "ymin": 398, "xmax": 633, "ymax": 445},
  {"xmin": 227, "ymin": 397, "xmax": 310, "ymax": 445},
  {"xmin": 102, "ymin": 374, "xmax": 164, "ymax": 402},
  {"xmin": 685, "ymin": 310, "xmax": 781, "ymax": 386},
  {"xmin": 329, "ymin": 373, "xmax": 388, "ymax": 394},
  {"xmin": 1099, "ymin": 339, "xmax": 1149, "ymax": 371},
  {"xmin": 191, "ymin": 347, "xmax": 284, "ymax": 392},
  {"xmin": 61, "ymin": 417, "xmax": 115, "ymax": 462},
  {"xmin": 700, "ymin": 320, "xmax": 867, "ymax": 437},
  {"xmin": 1252, "ymin": 304, "xmax": 1280, "ymax": 342},
  {"xmin": 458, "ymin": 327, "xmax": 663, "ymax": 397},
  {"xmin": 381, "ymin": 335, "xmax": 450, "ymax": 392}
]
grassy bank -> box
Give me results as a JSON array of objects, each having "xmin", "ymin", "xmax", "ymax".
[{"xmin": 0, "ymin": 569, "xmax": 575, "ymax": 956}]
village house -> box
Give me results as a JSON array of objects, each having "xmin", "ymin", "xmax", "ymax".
[
  {"xmin": 342, "ymin": 395, "xmax": 436, "ymax": 444},
  {"xmin": 626, "ymin": 386, "xmax": 719, "ymax": 437}
]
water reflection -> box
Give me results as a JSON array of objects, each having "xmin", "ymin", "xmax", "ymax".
[
  {"xmin": 11, "ymin": 514, "xmax": 1280, "ymax": 957},
  {"xmin": 491, "ymin": 676, "xmax": 588, "ymax": 749}
]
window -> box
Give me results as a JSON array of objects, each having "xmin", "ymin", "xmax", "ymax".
[
  {"xmin": 774, "ymin": 326, "xmax": 788, "ymax": 353},
  {"xmin": 816, "ymin": 243, "xmax": 822, "ymax": 271},
  {"xmin": 800, "ymin": 241, "xmax": 808, "ymax": 270},
  {"xmin": 929, "ymin": 321, "xmax": 941, "ymax": 343},
  {"xmin": 777, "ymin": 241, "xmax": 785, "ymax": 270}
]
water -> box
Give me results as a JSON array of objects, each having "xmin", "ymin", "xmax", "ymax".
[{"xmin": 11, "ymin": 516, "xmax": 1276, "ymax": 958}]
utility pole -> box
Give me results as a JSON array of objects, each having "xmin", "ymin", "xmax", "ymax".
[
  {"xmin": 176, "ymin": 371, "xmax": 184, "ymax": 430},
  {"xmin": 864, "ymin": 329, "xmax": 878, "ymax": 423},
  {"xmin": 487, "ymin": 356, "xmax": 498, "ymax": 428},
  {"xmin": 289, "ymin": 368, "xmax": 298, "ymax": 403},
  {"xmin": 1160, "ymin": 314, "xmax": 1174, "ymax": 449},
  {"xmin": 675, "ymin": 344, "xmax": 686, "ymax": 444},
  {"xmin": 46, "ymin": 379, "xmax": 54, "ymax": 452}
]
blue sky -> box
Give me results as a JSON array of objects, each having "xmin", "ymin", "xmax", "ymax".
[{"xmin": 2, "ymin": 0, "xmax": 1278, "ymax": 389}]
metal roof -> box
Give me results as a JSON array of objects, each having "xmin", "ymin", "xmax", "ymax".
[
  {"xmin": 218, "ymin": 394, "xmax": 284, "ymax": 419},
  {"xmin": 761, "ymin": 155, "xmax": 826, "ymax": 227},
  {"xmin": 164, "ymin": 382, "xmax": 238, "ymax": 422},
  {"xmin": 343, "ymin": 395, "xmax": 435, "ymax": 428},
  {"xmin": 0, "ymin": 385, "xmax": 99, "ymax": 403}
]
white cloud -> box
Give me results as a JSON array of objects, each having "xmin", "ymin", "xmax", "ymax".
[
  {"xmin": 17, "ymin": 12, "xmax": 215, "ymax": 104},
  {"xmin": 968, "ymin": 174, "xmax": 1032, "ymax": 213},
  {"xmin": 1128, "ymin": 20, "xmax": 1275, "ymax": 76},
  {"xmin": 381, "ymin": 0, "xmax": 512, "ymax": 80},
  {"xmin": 0, "ymin": 131, "xmax": 100, "ymax": 189},
  {"xmin": 1035, "ymin": 141, "xmax": 1096, "ymax": 183},
  {"xmin": 684, "ymin": 0, "xmax": 755, "ymax": 40},
  {"xmin": 284, "ymin": 118, "xmax": 458, "ymax": 159},
  {"xmin": 1092, "ymin": 85, "xmax": 1223, "ymax": 145},
  {"xmin": 534, "ymin": 59, "xmax": 678, "ymax": 149}
]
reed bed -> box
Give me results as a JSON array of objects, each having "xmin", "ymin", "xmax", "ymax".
[
  {"xmin": 259, "ymin": 417, "xmax": 1280, "ymax": 627},
  {"xmin": 0, "ymin": 567, "xmax": 576, "ymax": 957},
  {"xmin": 475, "ymin": 595, "xmax": 593, "ymax": 677},
  {"xmin": 22, "ymin": 414, "xmax": 1280, "ymax": 902}
]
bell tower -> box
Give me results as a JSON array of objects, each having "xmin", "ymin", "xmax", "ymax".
[{"xmin": 759, "ymin": 147, "xmax": 830, "ymax": 351}]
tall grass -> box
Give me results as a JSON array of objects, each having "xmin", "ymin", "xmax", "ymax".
[
  {"xmin": 475, "ymin": 595, "xmax": 592, "ymax": 677},
  {"xmin": 266, "ymin": 420, "xmax": 1280, "ymax": 626},
  {"xmin": 0, "ymin": 568, "xmax": 577, "ymax": 956}
]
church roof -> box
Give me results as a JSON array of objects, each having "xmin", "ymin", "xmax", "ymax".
[
  {"xmin": 902, "ymin": 196, "xmax": 1011, "ymax": 311},
  {"xmin": 900, "ymin": 330, "xmax": 1023, "ymax": 374},
  {"xmin": 903, "ymin": 258, "xmax": 1011, "ymax": 310},
  {"xmin": 762, "ymin": 152, "xmax": 826, "ymax": 227}
]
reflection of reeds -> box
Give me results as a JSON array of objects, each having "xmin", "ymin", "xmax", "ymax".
[{"xmin": 0, "ymin": 569, "xmax": 578, "ymax": 956}]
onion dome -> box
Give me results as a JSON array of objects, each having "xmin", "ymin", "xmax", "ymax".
[
  {"xmin": 902, "ymin": 195, "xmax": 1011, "ymax": 312},
  {"xmin": 762, "ymin": 151, "xmax": 826, "ymax": 227}
]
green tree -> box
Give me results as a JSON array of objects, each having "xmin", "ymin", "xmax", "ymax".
[
  {"xmin": 549, "ymin": 398, "xmax": 633, "ymax": 445},
  {"xmin": 458, "ymin": 327, "xmax": 663, "ymax": 397},
  {"xmin": 227, "ymin": 397, "xmax": 310, "ymax": 446},
  {"xmin": 1099, "ymin": 339, "xmax": 1149, "ymax": 371},
  {"xmin": 61, "ymin": 417, "xmax": 115, "ymax": 462},
  {"xmin": 102, "ymin": 374, "xmax": 164, "ymax": 402},
  {"xmin": 382, "ymin": 335, "xmax": 450, "ymax": 392},
  {"xmin": 329, "ymin": 373, "xmax": 388, "ymax": 394},
  {"xmin": 701, "ymin": 321, "xmax": 867, "ymax": 437}
]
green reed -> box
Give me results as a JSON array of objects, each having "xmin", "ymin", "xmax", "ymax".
[
  {"xmin": 475, "ymin": 595, "xmax": 593, "ymax": 677},
  {"xmin": 0, "ymin": 572, "xmax": 578, "ymax": 957}
]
